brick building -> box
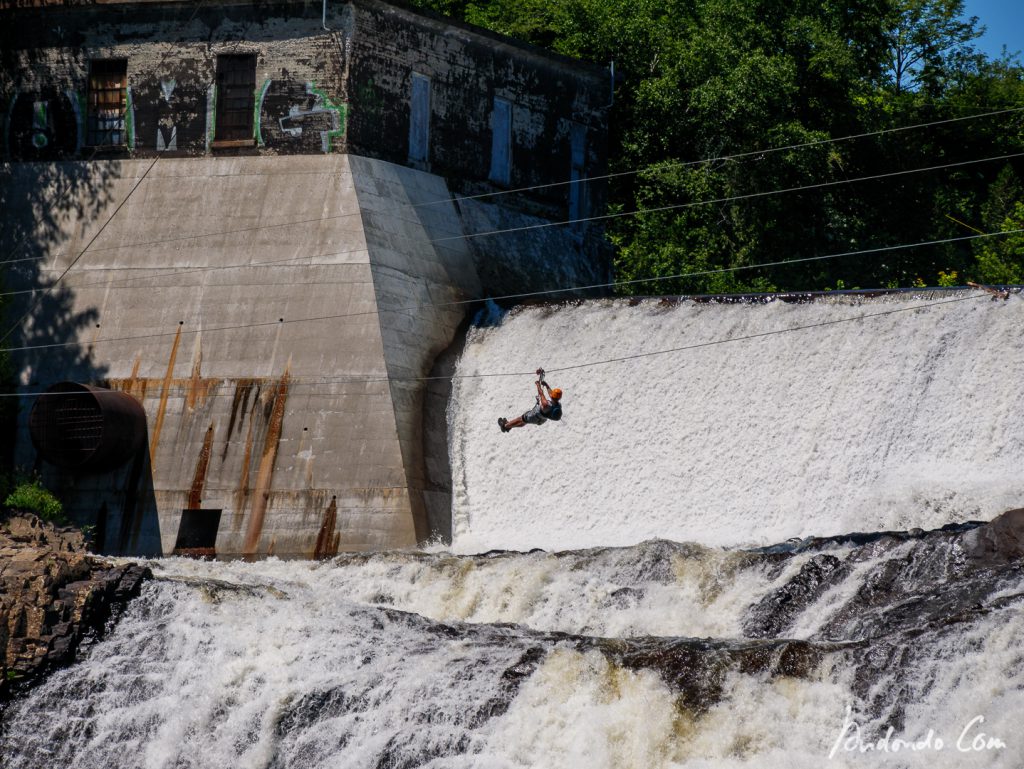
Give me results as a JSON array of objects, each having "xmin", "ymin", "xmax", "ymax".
[{"xmin": 0, "ymin": 0, "xmax": 610, "ymax": 556}]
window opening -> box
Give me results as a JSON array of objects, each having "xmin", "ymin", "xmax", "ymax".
[
  {"xmin": 215, "ymin": 54, "xmax": 256, "ymax": 143},
  {"xmin": 173, "ymin": 508, "xmax": 222, "ymax": 558},
  {"xmin": 87, "ymin": 59, "xmax": 128, "ymax": 147},
  {"xmin": 489, "ymin": 97, "xmax": 512, "ymax": 186},
  {"xmin": 408, "ymin": 73, "xmax": 431, "ymax": 165},
  {"xmin": 569, "ymin": 123, "xmax": 588, "ymax": 232}
]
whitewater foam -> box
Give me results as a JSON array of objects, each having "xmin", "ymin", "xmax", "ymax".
[
  {"xmin": 450, "ymin": 294, "xmax": 1024, "ymax": 552},
  {"xmin": 4, "ymin": 552, "xmax": 1019, "ymax": 769}
]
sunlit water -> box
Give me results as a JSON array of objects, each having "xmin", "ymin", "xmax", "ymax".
[
  {"xmin": 3, "ymin": 294, "xmax": 1023, "ymax": 768},
  {"xmin": 451, "ymin": 294, "xmax": 1024, "ymax": 551},
  {"xmin": 1, "ymin": 542, "xmax": 1021, "ymax": 768}
]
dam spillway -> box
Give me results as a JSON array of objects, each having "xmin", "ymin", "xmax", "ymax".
[
  {"xmin": 2, "ymin": 290, "xmax": 1023, "ymax": 768},
  {"xmin": 449, "ymin": 291, "xmax": 1024, "ymax": 552}
]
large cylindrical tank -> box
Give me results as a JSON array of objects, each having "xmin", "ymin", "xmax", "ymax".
[{"xmin": 28, "ymin": 382, "xmax": 146, "ymax": 473}]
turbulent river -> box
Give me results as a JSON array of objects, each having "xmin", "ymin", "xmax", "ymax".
[{"xmin": 2, "ymin": 293, "xmax": 1023, "ymax": 768}]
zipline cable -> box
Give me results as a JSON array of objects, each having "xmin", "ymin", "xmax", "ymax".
[
  {"xmin": 3, "ymin": 226, "xmax": 1020, "ymax": 304},
  {"xmin": 434, "ymin": 151, "xmax": 1024, "ymax": 243},
  {"xmin": 543, "ymin": 293, "xmax": 999, "ymax": 376},
  {"xmin": 0, "ymin": 158, "xmax": 160, "ymax": 346},
  {"xmin": 8, "ymin": 149, "xmax": 1020, "ymax": 267},
  {"xmin": 6, "ymin": 105, "xmax": 1022, "ymax": 269},
  {"xmin": 2, "ymin": 229, "xmax": 1020, "ymax": 355},
  {"xmin": 3, "ymin": 290, "xmax": 1010, "ymax": 399},
  {"xmin": 412, "ymin": 106, "xmax": 1024, "ymax": 208},
  {"xmin": 0, "ymin": 0, "xmax": 211, "ymax": 266}
]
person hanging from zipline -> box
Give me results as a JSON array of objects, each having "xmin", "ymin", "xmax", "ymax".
[{"xmin": 498, "ymin": 368, "xmax": 563, "ymax": 433}]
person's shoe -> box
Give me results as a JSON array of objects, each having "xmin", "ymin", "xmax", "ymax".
[{"xmin": 498, "ymin": 417, "xmax": 509, "ymax": 433}]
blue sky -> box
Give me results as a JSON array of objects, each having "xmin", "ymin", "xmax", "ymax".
[{"xmin": 962, "ymin": 0, "xmax": 1024, "ymax": 60}]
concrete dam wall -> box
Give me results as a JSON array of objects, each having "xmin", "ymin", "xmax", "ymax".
[{"xmin": 2, "ymin": 154, "xmax": 604, "ymax": 557}]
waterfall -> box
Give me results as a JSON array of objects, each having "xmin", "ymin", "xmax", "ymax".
[
  {"xmin": 2, "ymin": 292, "xmax": 1022, "ymax": 768},
  {"xmin": 450, "ymin": 293, "xmax": 1024, "ymax": 552}
]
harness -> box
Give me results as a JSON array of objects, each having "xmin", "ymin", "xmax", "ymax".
[{"xmin": 541, "ymin": 399, "xmax": 562, "ymax": 421}]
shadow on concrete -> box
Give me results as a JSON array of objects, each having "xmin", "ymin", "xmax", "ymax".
[{"xmin": 0, "ymin": 160, "xmax": 162, "ymax": 555}]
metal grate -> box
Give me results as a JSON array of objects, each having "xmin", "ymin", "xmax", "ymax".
[
  {"xmin": 35, "ymin": 394, "xmax": 104, "ymax": 466},
  {"xmin": 215, "ymin": 54, "xmax": 256, "ymax": 142},
  {"xmin": 87, "ymin": 59, "xmax": 127, "ymax": 147}
]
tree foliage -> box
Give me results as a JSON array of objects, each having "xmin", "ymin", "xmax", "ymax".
[{"xmin": 412, "ymin": 0, "xmax": 1024, "ymax": 294}]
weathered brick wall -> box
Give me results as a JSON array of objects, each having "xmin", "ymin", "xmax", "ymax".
[
  {"xmin": 346, "ymin": 0, "xmax": 608, "ymax": 212},
  {"xmin": 0, "ymin": 0, "xmax": 608, "ymax": 216},
  {"xmin": 0, "ymin": 2, "xmax": 349, "ymax": 159}
]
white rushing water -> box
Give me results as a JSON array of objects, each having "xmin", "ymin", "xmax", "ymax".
[
  {"xmin": 4, "ymin": 292, "xmax": 1024, "ymax": 768},
  {"xmin": 450, "ymin": 293, "xmax": 1024, "ymax": 552},
  {"xmin": 2, "ymin": 551, "xmax": 1021, "ymax": 769}
]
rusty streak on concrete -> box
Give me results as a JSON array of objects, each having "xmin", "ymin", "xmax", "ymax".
[
  {"xmin": 313, "ymin": 495, "xmax": 340, "ymax": 559},
  {"xmin": 224, "ymin": 380, "xmax": 255, "ymax": 461},
  {"xmin": 242, "ymin": 369, "xmax": 290, "ymax": 556},
  {"xmin": 123, "ymin": 357, "xmax": 145, "ymax": 400},
  {"xmin": 148, "ymin": 327, "xmax": 182, "ymax": 464},
  {"xmin": 187, "ymin": 423, "xmax": 215, "ymax": 510},
  {"xmin": 233, "ymin": 402, "xmax": 257, "ymax": 532},
  {"xmin": 185, "ymin": 348, "xmax": 204, "ymax": 411}
]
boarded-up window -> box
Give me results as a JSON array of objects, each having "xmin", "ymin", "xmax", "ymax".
[
  {"xmin": 408, "ymin": 73, "xmax": 431, "ymax": 164},
  {"xmin": 87, "ymin": 59, "xmax": 128, "ymax": 147},
  {"xmin": 489, "ymin": 98, "xmax": 512, "ymax": 186},
  {"xmin": 174, "ymin": 508, "xmax": 222, "ymax": 557},
  {"xmin": 215, "ymin": 54, "xmax": 256, "ymax": 143},
  {"xmin": 569, "ymin": 123, "xmax": 588, "ymax": 231}
]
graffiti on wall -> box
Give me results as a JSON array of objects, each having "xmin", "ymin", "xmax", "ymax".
[
  {"xmin": 4, "ymin": 76, "xmax": 347, "ymax": 158},
  {"xmin": 6, "ymin": 89, "xmax": 79, "ymax": 160},
  {"xmin": 156, "ymin": 78, "xmax": 177, "ymax": 151},
  {"xmin": 257, "ymin": 80, "xmax": 347, "ymax": 153}
]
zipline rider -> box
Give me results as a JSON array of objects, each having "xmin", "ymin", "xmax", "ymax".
[{"xmin": 498, "ymin": 369, "xmax": 563, "ymax": 433}]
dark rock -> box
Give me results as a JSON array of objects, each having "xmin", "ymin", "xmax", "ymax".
[
  {"xmin": 743, "ymin": 553, "xmax": 849, "ymax": 638},
  {"xmin": 0, "ymin": 512, "xmax": 151, "ymax": 701},
  {"xmin": 961, "ymin": 508, "xmax": 1024, "ymax": 565}
]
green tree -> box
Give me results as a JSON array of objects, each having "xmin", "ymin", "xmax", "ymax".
[
  {"xmin": 883, "ymin": 0, "xmax": 983, "ymax": 94},
  {"xmin": 410, "ymin": 0, "xmax": 1023, "ymax": 292},
  {"xmin": 972, "ymin": 169, "xmax": 1024, "ymax": 284}
]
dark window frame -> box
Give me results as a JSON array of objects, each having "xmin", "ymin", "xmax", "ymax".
[
  {"xmin": 489, "ymin": 97, "xmax": 512, "ymax": 186},
  {"xmin": 174, "ymin": 508, "xmax": 223, "ymax": 557},
  {"xmin": 86, "ymin": 59, "xmax": 128, "ymax": 148},
  {"xmin": 408, "ymin": 72, "xmax": 431, "ymax": 166},
  {"xmin": 214, "ymin": 53, "xmax": 257, "ymax": 146}
]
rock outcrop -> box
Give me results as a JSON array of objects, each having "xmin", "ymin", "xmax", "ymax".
[
  {"xmin": 961, "ymin": 507, "xmax": 1024, "ymax": 564},
  {"xmin": 0, "ymin": 511, "xmax": 150, "ymax": 699}
]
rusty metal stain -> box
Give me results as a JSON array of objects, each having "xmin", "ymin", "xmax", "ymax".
[
  {"xmin": 187, "ymin": 423, "xmax": 216, "ymax": 510},
  {"xmin": 232, "ymin": 412, "xmax": 256, "ymax": 531},
  {"xmin": 313, "ymin": 496, "xmax": 340, "ymax": 559},
  {"xmin": 223, "ymin": 379, "xmax": 256, "ymax": 460},
  {"xmin": 109, "ymin": 374, "xmax": 224, "ymax": 403},
  {"xmin": 352, "ymin": 486, "xmax": 404, "ymax": 502},
  {"xmin": 185, "ymin": 348, "xmax": 203, "ymax": 411},
  {"xmin": 242, "ymin": 369, "xmax": 290, "ymax": 556},
  {"xmin": 148, "ymin": 326, "xmax": 182, "ymax": 464},
  {"xmin": 127, "ymin": 356, "xmax": 141, "ymax": 394},
  {"xmin": 108, "ymin": 356, "xmax": 146, "ymax": 401}
]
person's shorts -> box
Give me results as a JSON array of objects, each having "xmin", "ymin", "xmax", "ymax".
[{"xmin": 522, "ymin": 404, "xmax": 547, "ymax": 425}]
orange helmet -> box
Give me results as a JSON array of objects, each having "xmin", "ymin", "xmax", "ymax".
[{"xmin": 550, "ymin": 387, "xmax": 562, "ymax": 400}]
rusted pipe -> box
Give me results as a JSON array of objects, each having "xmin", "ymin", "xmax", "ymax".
[{"xmin": 29, "ymin": 382, "xmax": 146, "ymax": 473}]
